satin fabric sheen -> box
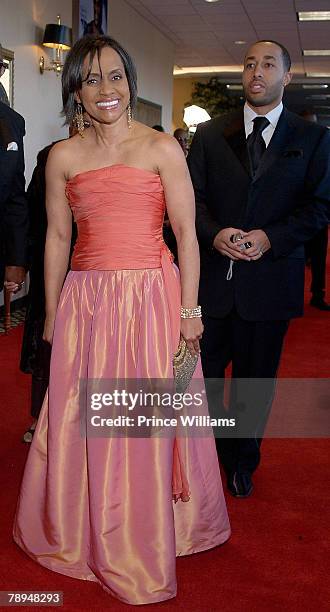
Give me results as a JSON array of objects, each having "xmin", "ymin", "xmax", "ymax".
[{"xmin": 13, "ymin": 165, "xmax": 230, "ymax": 605}]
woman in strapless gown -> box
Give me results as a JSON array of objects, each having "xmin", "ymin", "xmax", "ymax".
[{"xmin": 13, "ymin": 35, "xmax": 230, "ymax": 605}]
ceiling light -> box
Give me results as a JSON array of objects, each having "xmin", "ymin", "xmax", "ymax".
[
  {"xmin": 302, "ymin": 84, "xmax": 328, "ymax": 89},
  {"xmin": 303, "ymin": 50, "xmax": 330, "ymax": 56},
  {"xmin": 306, "ymin": 73, "xmax": 330, "ymax": 78},
  {"xmin": 174, "ymin": 65, "xmax": 243, "ymax": 76},
  {"xmin": 226, "ymin": 84, "xmax": 243, "ymax": 90},
  {"xmin": 307, "ymin": 94, "xmax": 330, "ymax": 99},
  {"xmin": 204, "ymin": 0, "xmax": 221, "ymax": 3},
  {"xmin": 298, "ymin": 11, "xmax": 330, "ymax": 21},
  {"xmin": 234, "ymin": 41, "xmax": 246, "ymax": 45}
]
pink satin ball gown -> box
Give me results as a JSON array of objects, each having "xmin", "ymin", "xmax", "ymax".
[{"xmin": 13, "ymin": 165, "xmax": 230, "ymax": 605}]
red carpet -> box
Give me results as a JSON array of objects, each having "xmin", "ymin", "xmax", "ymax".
[{"xmin": 0, "ymin": 260, "xmax": 329, "ymax": 611}]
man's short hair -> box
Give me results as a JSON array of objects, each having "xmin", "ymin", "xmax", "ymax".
[{"xmin": 253, "ymin": 40, "xmax": 291, "ymax": 72}]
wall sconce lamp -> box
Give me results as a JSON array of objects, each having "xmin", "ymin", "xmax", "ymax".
[{"xmin": 39, "ymin": 15, "xmax": 72, "ymax": 75}]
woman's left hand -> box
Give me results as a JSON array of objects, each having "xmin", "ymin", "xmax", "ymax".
[{"xmin": 180, "ymin": 318, "xmax": 203, "ymax": 356}]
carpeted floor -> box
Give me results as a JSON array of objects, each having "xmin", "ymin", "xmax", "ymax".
[{"xmin": 0, "ymin": 260, "xmax": 329, "ymax": 611}]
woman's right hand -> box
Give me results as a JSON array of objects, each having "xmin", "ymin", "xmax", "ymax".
[
  {"xmin": 43, "ymin": 316, "xmax": 55, "ymax": 345},
  {"xmin": 180, "ymin": 317, "xmax": 203, "ymax": 356}
]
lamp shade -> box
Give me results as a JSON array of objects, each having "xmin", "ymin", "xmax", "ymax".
[
  {"xmin": 42, "ymin": 24, "xmax": 72, "ymax": 50},
  {"xmin": 183, "ymin": 105, "xmax": 211, "ymax": 128}
]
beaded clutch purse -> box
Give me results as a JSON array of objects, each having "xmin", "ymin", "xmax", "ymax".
[{"xmin": 173, "ymin": 337, "xmax": 198, "ymax": 393}]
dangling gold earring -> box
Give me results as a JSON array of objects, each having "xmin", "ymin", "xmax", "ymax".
[
  {"xmin": 74, "ymin": 103, "xmax": 85, "ymax": 138},
  {"xmin": 127, "ymin": 103, "xmax": 132, "ymax": 129}
]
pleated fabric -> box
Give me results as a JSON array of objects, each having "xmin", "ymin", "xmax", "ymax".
[{"xmin": 13, "ymin": 166, "xmax": 230, "ymax": 605}]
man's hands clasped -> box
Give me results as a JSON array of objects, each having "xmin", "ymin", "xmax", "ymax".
[{"xmin": 213, "ymin": 227, "xmax": 271, "ymax": 261}]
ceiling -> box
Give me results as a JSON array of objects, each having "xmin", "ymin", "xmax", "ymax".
[{"xmin": 126, "ymin": 0, "xmax": 330, "ymax": 79}]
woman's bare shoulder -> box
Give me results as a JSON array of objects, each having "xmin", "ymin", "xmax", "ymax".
[
  {"xmin": 46, "ymin": 135, "xmax": 83, "ymax": 178},
  {"xmin": 150, "ymin": 133, "xmax": 186, "ymax": 172},
  {"xmin": 133, "ymin": 123, "xmax": 184, "ymax": 167}
]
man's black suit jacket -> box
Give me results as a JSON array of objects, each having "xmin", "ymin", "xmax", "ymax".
[
  {"xmin": 188, "ymin": 108, "xmax": 330, "ymax": 321},
  {"xmin": 0, "ymin": 101, "xmax": 28, "ymax": 288}
]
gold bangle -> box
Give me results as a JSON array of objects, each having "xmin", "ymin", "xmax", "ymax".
[{"xmin": 180, "ymin": 306, "xmax": 202, "ymax": 319}]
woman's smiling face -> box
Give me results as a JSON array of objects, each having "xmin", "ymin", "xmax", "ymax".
[{"xmin": 77, "ymin": 46, "xmax": 130, "ymax": 125}]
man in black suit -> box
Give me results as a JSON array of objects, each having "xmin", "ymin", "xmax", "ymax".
[
  {"xmin": 0, "ymin": 46, "xmax": 28, "ymax": 293},
  {"xmin": 188, "ymin": 40, "xmax": 330, "ymax": 497}
]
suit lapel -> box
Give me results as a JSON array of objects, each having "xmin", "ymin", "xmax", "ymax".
[
  {"xmin": 223, "ymin": 111, "xmax": 251, "ymax": 177},
  {"xmin": 220, "ymin": 107, "xmax": 296, "ymax": 183},
  {"xmin": 0, "ymin": 105, "xmax": 14, "ymax": 148},
  {"xmin": 253, "ymin": 108, "xmax": 294, "ymax": 182}
]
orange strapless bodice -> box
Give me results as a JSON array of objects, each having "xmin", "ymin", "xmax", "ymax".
[
  {"xmin": 65, "ymin": 164, "xmax": 180, "ymax": 350},
  {"xmin": 66, "ymin": 164, "xmax": 170, "ymax": 271}
]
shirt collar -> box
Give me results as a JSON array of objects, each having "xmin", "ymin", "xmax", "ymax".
[{"xmin": 244, "ymin": 101, "xmax": 283, "ymax": 131}]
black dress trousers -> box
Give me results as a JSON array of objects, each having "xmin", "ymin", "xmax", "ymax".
[{"xmin": 201, "ymin": 309, "xmax": 289, "ymax": 477}]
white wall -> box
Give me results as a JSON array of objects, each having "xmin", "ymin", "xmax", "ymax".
[
  {"xmin": 0, "ymin": 0, "xmax": 72, "ymax": 183},
  {"xmin": 109, "ymin": 0, "xmax": 174, "ymax": 132}
]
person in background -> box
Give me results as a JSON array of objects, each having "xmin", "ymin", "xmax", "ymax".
[
  {"xmin": 174, "ymin": 127, "xmax": 189, "ymax": 157},
  {"xmin": 306, "ymin": 226, "xmax": 329, "ymax": 310},
  {"xmin": 152, "ymin": 124, "xmax": 164, "ymax": 132},
  {"xmin": 20, "ymin": 119, "xmax": 89, "ymax": 442},
  {"xmin": 0, "ymin": 43, "xmax": 28, "ymax": 296},
  {"xmin": 20, "ymin": 144, "xmax": 53, "ymax": 442},
  {"xmin": 20, "ymin": 143, "xmax": 78, "ymax": 442},
  {"xmin": 300, "ymin": 110, "xmax": 329, "ymax": 311},
  {"xmin": 163, "ymin": 127, "xmax": 190, "ymax": 259}
]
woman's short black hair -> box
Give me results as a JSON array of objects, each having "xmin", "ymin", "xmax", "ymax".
[{"xmin": 62, "ymin": 34, "xmax": 137, "ymax": 125}]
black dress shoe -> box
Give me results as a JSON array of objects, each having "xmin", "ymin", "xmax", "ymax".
[
  {"xmin": 310, "ymin": 298, "xmax": 330, "ymax": 311},
  {"xmin": 227, "ymin": 472, "xmax": 254, "ymax": 498}
]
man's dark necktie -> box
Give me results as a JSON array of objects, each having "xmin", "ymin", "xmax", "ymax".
[{"xmin": 247, "ymin": 116, "xmax": 270, "ymax": 176}]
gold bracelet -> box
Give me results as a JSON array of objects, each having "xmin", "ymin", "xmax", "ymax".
[{"xmin": 180, "ymin": 306, "xmax": 202, "ymax": 319}]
